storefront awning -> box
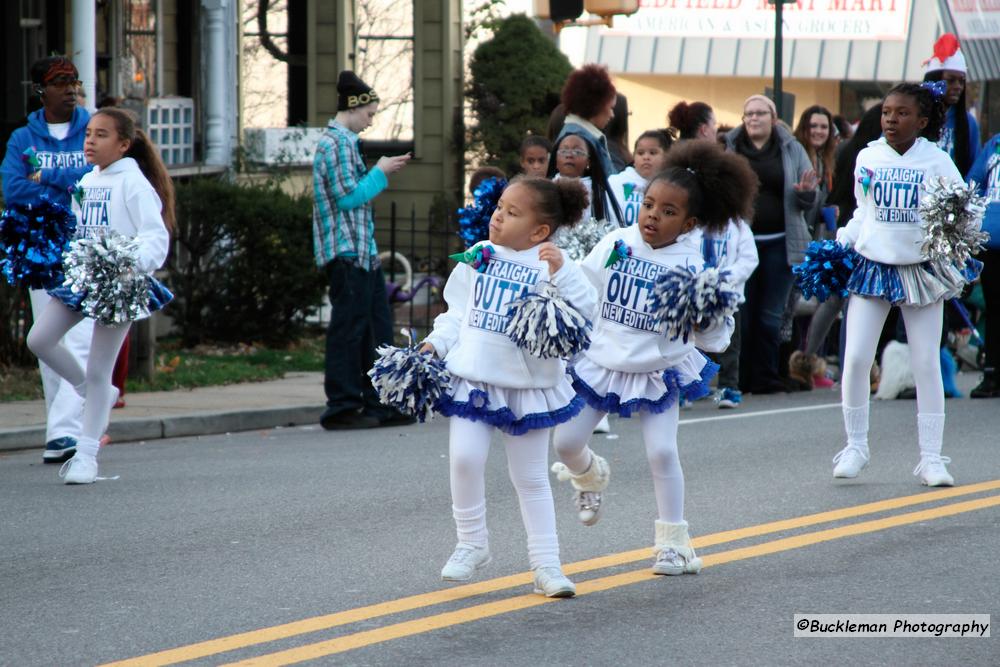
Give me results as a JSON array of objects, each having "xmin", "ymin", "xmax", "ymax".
[{"xmin": 585, "ymin": 0, "xmax": 1000, "ymax": 81}]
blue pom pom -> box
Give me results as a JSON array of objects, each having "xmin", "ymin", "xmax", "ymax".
[
  {"xmin": 0, "ymin": 195, "xmax": 77, "ymax": 289},
  {"xmin": 456, "ymin": 176, "xmax": 507, "ymax": 248},
  {"xmin": 792, "ymin": 240, "xmax": 857, "ymax": 302},
  {"xmin": 367, "ymin": 345, "xmax": 454, "ymax": 422},
  {"xmin": 646, "ymin": 266, "xmax": 740, "ymax": 343},
  {"xmin": 505, "ymin": 282, "xmax": 591, "ymax": 359}
]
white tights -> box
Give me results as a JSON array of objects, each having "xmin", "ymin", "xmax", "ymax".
[
  {"xmin": 841, "ymin": 296, "xmax": 945, "ymax": 456},
  {"xmin": 26, "ymin": 300, "xmax": 131, "ymax": 458},
  {"xmin": 553, "ymin": 404, "xmax": 685, "ymax": 523},
  {"xmin": 448, "ymin": 417, "xmax": 561, "ymax": 570},
  {"xmin": 842, "ymin": 296, "xmax": 944, "ymax": 413}
]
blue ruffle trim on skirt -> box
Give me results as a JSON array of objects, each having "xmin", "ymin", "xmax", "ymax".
[
  {"xmin": 570, "ymin": 354, "xmax": 719, "ymax": 418},
  {"xmin": 847, "ymin": 255, "xmax": 981, "ymax": 306},
  {"xmin": 435, "ymin": 389, "xmax": 585, "ymax": 436},
  {"xmin": 48, "ymin": 276, "xmax": 174, "ymax": 317}
]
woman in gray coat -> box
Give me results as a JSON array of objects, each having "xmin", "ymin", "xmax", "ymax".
[{"xmin": 725, "ymin": 94, "xmax": 817, "ymax": 394}]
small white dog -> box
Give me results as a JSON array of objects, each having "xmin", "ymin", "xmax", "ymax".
[{"xmin": 874, "ymin": 340, "xmax": 915, "ymax": 400}]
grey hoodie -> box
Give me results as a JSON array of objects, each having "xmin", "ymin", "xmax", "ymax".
[{"xmin": 726, "ymin": 124, "xmax": 817, "ymax": 265}]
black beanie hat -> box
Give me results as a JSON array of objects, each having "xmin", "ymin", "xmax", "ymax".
[{"xmin": 337, "ymin": 71, "xmax": 378, "ymax": 111}]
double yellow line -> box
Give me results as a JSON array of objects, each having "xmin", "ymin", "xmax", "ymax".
[{"xmin": 104, "ymin": 480, "xmax": 1000, "ymax": 667}]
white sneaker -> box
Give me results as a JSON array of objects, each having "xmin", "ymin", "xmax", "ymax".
[
  {"xmin": 58, "ymin": 455, "xmax": 98, "ymax": 485},
  {"xmin": 832, "ymin": 446, "xmax": 869, "ymax": 478},
  {"xmin": 592, "ymin": 415, "xmax": 611, "ymax": 433},
  {"xmin": 532, "ymin": 566, "xmax": 576, "ymax": 597},
  {"xmin": 575, "ymin": 490, "xmax": 602, "ymax": 526},
  {"xmin": 440, "ymin": 544, "xmax": 491, "ymax": 582},
  {"xmin": 914, "ymin": 455, "xmax": 954, "ymax": 487},
  {"xmin": 652, "ymin": 548, "xmax": 703, "ymax": 576}
]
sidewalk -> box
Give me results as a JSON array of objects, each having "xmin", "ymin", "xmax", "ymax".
[{"xmin": 0, "ymin": 372, "xmax": 326, "ymax": 453}]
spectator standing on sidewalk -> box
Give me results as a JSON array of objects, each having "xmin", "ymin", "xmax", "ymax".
[
  {"xmin": 312, "ymin": 71, "xmax": 412, "ymax": 430},
  {"xmin": 1, "ymin": 56, "xmax": 94, "ymax": 463},
  {"xmin": 725, "ymin": 94, "xmax": 817, "ymax": 395},
  {"xmin": 788, "ymin": 105, "xmax": 839, "ymax": 389},
  {"xmin": 922, "ymin": 34, "xmax": 980, "ymax": 178},
  {"xmin": 966, "ymin": 131, "xmax": 1000, "ymax": 398}
]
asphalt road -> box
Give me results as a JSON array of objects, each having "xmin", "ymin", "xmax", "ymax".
[{"xmin": 2, "ymin": 383, "xmax": 999, "ymax": 666}]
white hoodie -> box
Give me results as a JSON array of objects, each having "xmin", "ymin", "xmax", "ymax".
[
  {"xmin": 73, "ymin": 156, "xmax": 170, "ymax": 274},
  {"xmin": 607, "ymin": 166, "xmax": 646, "ymax": 227},
  {"xmin": 837, "ymin": 137, "xmax": 962, "ymax": 265},
  {"xmin": 579, "ymin": 224, "xmax": 734, "ymax": 375},
  {"xmin": 689, "ymin": 218, "xmax": 759, "ymax": 298},
  {"xmin": 424, "ymin": 242, "xmax": 597, "ymax": 389}
]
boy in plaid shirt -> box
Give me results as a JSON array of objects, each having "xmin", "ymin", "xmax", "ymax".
[{"xmin": 313, "ymin": 71, "xmax": 411, "ymax": 429}]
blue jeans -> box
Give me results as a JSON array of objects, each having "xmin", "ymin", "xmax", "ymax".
[
  {"xmin": 739, "ymin": 237, "xmax": 795, "ymax": 392},
  {"xmin": 322, "ymin": 259, "xmax": 394, "ymax": 418}
]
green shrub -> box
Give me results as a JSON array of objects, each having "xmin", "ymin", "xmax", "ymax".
[
  {"xmin": 168, "ymin": 179, "xmax": 325, "ymax": 346},
  {"xmin": 467, "ymin": 15, "xmax": 572, "ymax": 175}
]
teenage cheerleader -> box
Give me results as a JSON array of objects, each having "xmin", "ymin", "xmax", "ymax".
[
  {"xmin": 608, "ymin": 129, "xmax": 674, "ymax": 228},
  {"xmin": 420, "ymin": 177, "xmax": 596, "ymax": 597},
  {"xmin": 833, "ymin": 83, "xmax": 978, "ymax": 486},
  {"xmin": 551, "ymin": 141, "xmax": 757, "ymax": 575},
  {"xmin": 26, "ymin": 108, "xmax": 173, "ymax": 484}
]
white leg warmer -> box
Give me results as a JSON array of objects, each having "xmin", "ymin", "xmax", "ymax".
[
  {"xmin": 503, "ymin": 428, "xmax": 561, "ymax": 570},
  {"xmin": 640, "ymin": 405, "xmax": 685, "ymax": 524},
  {"xmin": 917, "ymin": 412, "xmax": 946, "ymax": 459},
  {"xmin": 653, "ymin": 520, "xmax": 702, "ymax": 573},
  {"xmin": 551, "ymin": 452, "xmax": 610, "ymax": 492},
  {"xmin": 842, "ymin": 404, "xmax": 870, "ymax": 455}
]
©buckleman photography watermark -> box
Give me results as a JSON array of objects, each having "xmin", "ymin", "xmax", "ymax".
[{"xmin": 794, "ymin": 614, "xmax": 990, "ymax": 638}]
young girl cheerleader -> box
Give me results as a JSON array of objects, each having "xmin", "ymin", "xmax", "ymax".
[
  {"xmin": 608, "ymin": 129, "xmax": 674, "ymax": 228},
  {"xmin": 833, "ymin": 83, "xmax": 977, "ymax": 486},
  {"xmin": 27, "ymin": 108, "xmax": 173, "ymax": 485},
  {"xmin": 551, "ymin": 141, "xmax": 757, "ymax": 575},
  {"xmin": 420, "ymin": 177, "xmax": 596, "ymax": 597}
]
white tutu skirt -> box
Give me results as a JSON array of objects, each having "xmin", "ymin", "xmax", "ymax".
[
  {"xmin": 434, "ymin": 377, "xmax": 584, "ymax": 436},
  {"xmin": 570, "ymin": 351, "xmax": 719, "ymax": 418}
]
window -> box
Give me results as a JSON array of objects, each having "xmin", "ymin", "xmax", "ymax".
[
  {"xmin": 122, "ymin": 0, "xmax": 158, "ymax": 99},
  {"xmin": 354, "ymin": 0, "xmax": 414, "ymax": 141}
]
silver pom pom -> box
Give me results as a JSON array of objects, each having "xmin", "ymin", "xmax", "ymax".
[
  {"xmin": 919, "ymin": 176, "xmax": 989, "ymax": 264},
  {"xmin": 62, "ymin": 233, "xmax": 151, "ymax": 325},
  {"xmin": 552, "ymin": 217, "xmax": 617, "ymax": 262}
]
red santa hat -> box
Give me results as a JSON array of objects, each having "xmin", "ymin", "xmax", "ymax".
[{"xmin": 923, "ymin": 33, "xmax": 967, "ymax": 74}]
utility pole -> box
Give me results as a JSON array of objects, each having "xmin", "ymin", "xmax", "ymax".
[{"xmin": 770, "ymin": 0, "xmax": 795, "ymax": 121}]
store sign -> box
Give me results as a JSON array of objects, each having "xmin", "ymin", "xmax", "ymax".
[
  {"xmin": 607, "ymin": 0, "xmax": 912, "ymax": 40},
  {"xmin": 947, "ymin": 0, "xmax": 1000, "ymax": 39}
]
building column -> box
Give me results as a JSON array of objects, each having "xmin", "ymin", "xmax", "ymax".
[
  {"xmin": 201, "ymin": 0, "xmax": 230, "ymax": 165},
  {"xmin": 72, "ymin": 0, "xmax": 96, "ymax": 111}
]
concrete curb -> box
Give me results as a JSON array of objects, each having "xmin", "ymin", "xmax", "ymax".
[{"xmin": 0, "ymin": 404, "xmax": 325, "ymax": 453}]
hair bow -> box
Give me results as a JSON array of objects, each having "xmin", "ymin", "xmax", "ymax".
[
  {"xmin": 605, "ymin": 239, "xmax": 633, "ymax": 268},
  {"xmin": 449, "ymin": 244, "xmax": 495, "ymax": 273}
]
